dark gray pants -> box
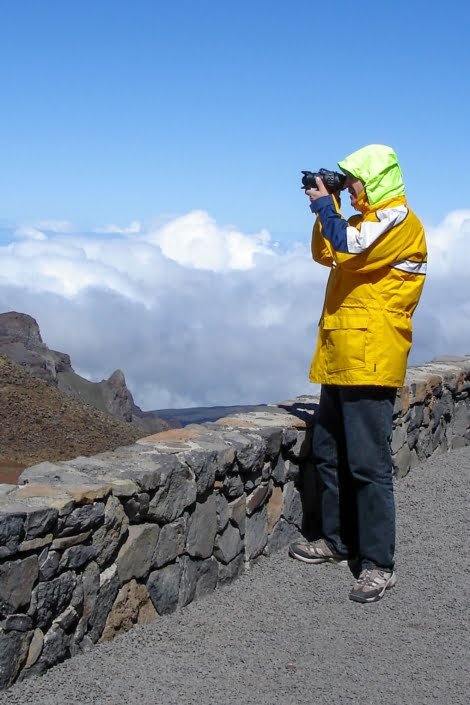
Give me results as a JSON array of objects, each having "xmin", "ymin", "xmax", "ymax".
[{"xmin": 312, "ymin": 384, "xmax": 397, "ymax": 571}]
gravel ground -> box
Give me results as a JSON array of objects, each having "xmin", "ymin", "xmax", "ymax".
[{"xmin": 2, "ymin": 447, "xmax": 469, "ymax": 705}]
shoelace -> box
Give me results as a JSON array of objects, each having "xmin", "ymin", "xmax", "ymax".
[{"xmin": 356, "ymin": 569, "xmax": 386, "ymax": 586}]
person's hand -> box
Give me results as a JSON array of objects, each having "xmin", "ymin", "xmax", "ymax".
[{"xmin": 306, "ymin": 176, "xmax": 329, "ymax": 202}]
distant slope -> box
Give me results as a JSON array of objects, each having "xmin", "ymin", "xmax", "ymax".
[
  {"xmin": 0, "ymin": 311, "xmax": 169, "ymax": 433},
  {"xmin": 0, "ymin": 353, "xmax": 146, "ymax": 466},
  {"xmin": 145, "ymin": 404, "xmax": 268, "ymax": 426}
]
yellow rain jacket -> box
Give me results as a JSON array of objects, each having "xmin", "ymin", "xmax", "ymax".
[{"xmin": 309, "ymin": 144, "xmax": 427, "ymax": 387}]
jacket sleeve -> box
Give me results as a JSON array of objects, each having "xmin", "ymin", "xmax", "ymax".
[
  {"xmin": 311, "ymin": 195, "xmax": 340, "ymax": 267},
  {"xmin": 310, "ymin": 195, "xmax": 421, "ymax": 274}
]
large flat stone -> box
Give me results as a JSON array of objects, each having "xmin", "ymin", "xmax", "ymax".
[
  {"xmin": 0, "ymin": 556, "xmax": 39, "ymax": 615},
  {"xmin": 0, "ymin": 628, "xmax": 33, "ymax": 689},
  {"xmin": 117, "ymin": 524, "xmax": 160, "ymax": 583},
  {"xmin": 186, "ymin": 494, "xmax": 218, "ymax": 559}
]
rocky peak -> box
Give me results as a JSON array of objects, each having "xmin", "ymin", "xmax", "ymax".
[
  {"xmin": 0, "ymin": 311, "xmax": 73, "ymax": 384},
  {"xmin": 0, "ymin": 311, "xmax": 44, "ymax": 346},
  {"xmin": 0, "ymin": 311, "xmax": 168, "ymax": 432}
]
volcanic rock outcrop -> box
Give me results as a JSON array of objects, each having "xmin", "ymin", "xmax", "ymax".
[
  {"xmin": 0, "ymin": 353, "xmax": 145, "ymax": 466},
  {"xmin": 0, "ymin": 312, "xmax": 169, "ymax": 433}
]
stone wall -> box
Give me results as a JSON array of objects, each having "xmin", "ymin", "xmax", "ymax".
[{"xmin": 0, "ymin": 357, "xmax": 469, "ymax": 688}]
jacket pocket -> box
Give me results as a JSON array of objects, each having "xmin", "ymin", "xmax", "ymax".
[{"xmin": 321, "ymin": 314, "xmax": 369, "ymax": 373}]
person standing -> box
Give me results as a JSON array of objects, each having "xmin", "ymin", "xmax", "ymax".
[{"xmin": 289, "ymin": 144, "xmax": 427, "ymax": 603}]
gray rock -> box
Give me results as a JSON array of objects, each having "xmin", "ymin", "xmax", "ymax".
[
  {"xmin": 88, "ymin": 566, "xmax": 120, "ymax": 643},
  {"xmin": 186, "ymin": 494, "xmax": 218, "ymax": 559},
  {"xmin": 117, "ymin": 524, "xmax": 160, "ymax": 583},
  {"xmin": 228, "ymin": 495, "xmax": 246, "ymax": 536},
  {"xmin": 71, "ymin": 579, "xmax": 84, "ymax": 615},
  {"xmin": 24, "ymin": 507, "xmax": 58, "ymax": 540},
  {"xmin": 408, "ymin": 403, "xmax": 424, "ymax": 431},
  {"xmin": 416, "ymin": 425, "xmax": 433, "ymax": 461},
  {"xmin": 29, "ymin": 623, "xmax": 70, "ymax": 674},
  {"xmin": 58, "ymin": 502, "xmax": 105, "ymax": 537},
  {"xmin": 38, "ymin": 549, "xmax": 60, "ymax": 581},
  {"xmin": 242, "ymin": 467, "xmax": 263, "ymax": 492},
  {"xmin": 252, "ymin": 428, "xmax": 283, "ymax": 460},
  {"xmin": 92, "ymin": 495, "xmax": 129, "ymax": 568},
  {"xmin": 147, "ymin": 563, "xmax": 182, "ymax": 615},
  {"xmin": 282, "ymin": 483, "xmax": 302, "ymax": 527},
  {"xmin": 266, "ymin": 518, "xmax": 301, "ymax": 553},
  {"xmin": 393, "ymin": 444, "xmax": 412, "ymax": 479},
  {"xmin": 193, "ymin": 556, "xmax": 218, "ymax": 600},
  {"xmin": 407, "ymin": 427, "xmax": 420, "ymax": 450},
  {"xmin": 59, "ymin": 544, "xmax": 97, "ymax": 571},
  {"xmin": 246, "ymin": 483, "xmax": 271, "ymax": 516},
  {"xmin": 272, "ymin": 454, "xmax": 287, "ymax": 484},
  {"xmin": 184, "ymin": 450, "xmax": 218, "ymax": 495},
  {"xmin": 18, "ymin": 534, "xmax": 53, "ymax": 553},
  {"xmin": 74, "ymin": 561, "xmax": 100, "ymax": 642},
  {"xmin": 285, "ymin": 430, "xmax": 310, "ymax": 462},
  {"xmin": 0, "ymin": 555, "xmax": 39, "ymax": 615},
  {"xmin": 152, "ymin": 517, "xmax": 187, "ymax": 568},
  {"xmin": 24, "ymin": 628, "xmax": 44, "ymax": 669},
  {"xmin": 285, "ymin": 459, "xmax": 300, "ymax": 482},
  {"xmin": 391, "ymin": 424, "xmax": 407, "ymax": 454},
  {"xmin": 282, "ymin": 428, "xmax": 298, "ymax": 449},
  {"xmin": 214, "ymin": 523, "xmax": 243, "ymax": 564},
  {"xmin": 0, "ymin": 614, "xmax": 33, "ymax": 632},
  {"xmin": 0, "ymin": 628, "xmax": 32, "ymax": 689},
  {"xmin": 123, "ymin": 493, "xmax": 150, "ymax": 522},
  {"xmin": 147, "ymin": 463, "xmax": 196, "ymax": 523},
  {"xmin": 452, "ymin": 401, "xmax": 469, "ymax": 437},
  {"xmin": 217, "ymin": 553, "xmax": 245, "ymax": 585},
  {"xmin": 432, "ymin": 420, "xmax": 447, "ymax": 452},
  {"xmin": 422, "ymin": 405, "xmax": 431, "ymax": 427},
  {"xmin": 32, "ymin": 571, "xmax": 76, "ymax": 630},
  {"xmin": 262, "ymin": 461, "xmax": 272, "ymax": 481},
  {"xmin": 215, "ymin": 492, "xmax": 230, "ymax": 532},
  {"xmin": 51, "ymin": 530, "xmax": 92, "ymax": 550},
  {"xmin": 235, "ymin": 434, "xmax": 266, "ymax": 473},
  {"xmin": 245, "ymin": 505, "xmax": 268, "ymax": 560},
  {"xmin": 0, "ymin": 513, "xmax": 24, "ymax": 559},
  {"xmin": 126, "ymin": 453, "xmax": 175, "ymax": 492},
  {"xmin": 82, "ymin": 561, "xmax": 100, "ymax": 615},
  {"xmin": 53, "ymin": 606, "xmax": 79, "ymax": 632},
  {"xmin": 214, "ymin": 447, "xmax": 236, "ymax": 478},
  {"xmin": 178, "ymin": 556, "xmax": 218, "ymax": 607},
  {"xmin": 223, "ymin": 472, "xmax": 245, "ymax": 499}
]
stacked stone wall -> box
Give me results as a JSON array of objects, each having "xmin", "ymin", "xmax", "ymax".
[{"xmin": 0, "ymin": 356, "xmax": 468, "ymax": 688}]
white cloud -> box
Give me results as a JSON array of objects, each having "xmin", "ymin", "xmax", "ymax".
[
  {"xmin": 409, "ymin": 209, "xmax": 470, "ymax": 365},
  {"xmin": 0, "ymin": 209, "xmax": 468, "ymax": 409},
  {"xmin": 13, "ymin": 220, "xmax": 76, "ymax": 240},
  {"xmin": 146, "ymin": 210, "xmax": 274, "ymax": 271},
  {"xmin": 94, "ymin": 220, "xmax": 142, "ymax": 235},
  {"xmin": 13, "ymin": 226, "xmax": 48, "ymax": 241}
]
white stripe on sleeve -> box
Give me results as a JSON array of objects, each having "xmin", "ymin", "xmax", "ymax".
[
  {"xmin": 346, "ymin": 206, "xmax": 409, "ymax": 254},
  {"xmin": 391, "ymin": 259, "xmax": 427, "ymax": 275}
]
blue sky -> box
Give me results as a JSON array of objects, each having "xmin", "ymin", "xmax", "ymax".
[
  {"xmin": 1, "ymin": 1, "xmax": 469, "ymax": 238},
  {"xmin": 1, "ymin": 1, "xmax": 469, "ymax": 408}
]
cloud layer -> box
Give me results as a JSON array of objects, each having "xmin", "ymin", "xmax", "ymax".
[{"xmin": 1, "ymin": 209, "xmax": 469, "ymax": 409}]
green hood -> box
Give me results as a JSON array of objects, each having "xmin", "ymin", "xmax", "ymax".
[{"xmin": 338, "ymin": 144, "xmax": 405, "ymax": 206}]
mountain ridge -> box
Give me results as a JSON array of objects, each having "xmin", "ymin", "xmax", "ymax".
[
  {"xmin": 0, "ymin": 352, "xmax": 145, "ymax": 467},
  {"xmin": 0, "ymin": 311, "xmax": 170, "ymax": 433}
]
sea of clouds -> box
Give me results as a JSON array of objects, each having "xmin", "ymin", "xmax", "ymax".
[{"xmin": 1, "ymin": 208, "xmax": 469, "ymax": 410}]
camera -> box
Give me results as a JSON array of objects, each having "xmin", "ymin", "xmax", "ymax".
[{"xmin": 301, "ymin": 168, "xmax": 346, "ymax": 193}]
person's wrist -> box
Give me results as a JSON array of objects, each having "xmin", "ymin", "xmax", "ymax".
[{"xmin": 310, "ymin": 194, "xmax": 331, "ymax": 213}]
